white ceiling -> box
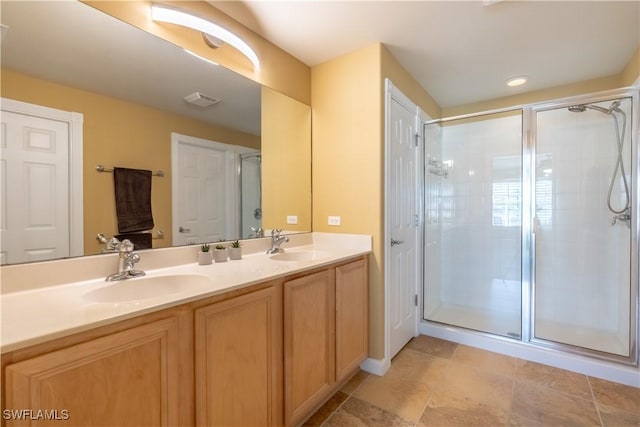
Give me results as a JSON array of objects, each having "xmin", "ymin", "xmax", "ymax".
[{"xmin": 211, "ymin": 1, "xmax": 640, "ymax": 108}]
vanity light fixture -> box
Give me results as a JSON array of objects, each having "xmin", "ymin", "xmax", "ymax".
[
  {"xmin": 506, "ymin": 76, "xmax": 528, "ymax": 87},
  {"xmin": 150, "ymin": 4, "xmax": 260, "ymax": 71},
  {"xmin": 184, "ymin": 49, "xmax": 219, "ymax": 67}
]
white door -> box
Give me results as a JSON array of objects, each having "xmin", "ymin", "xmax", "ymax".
[
  {"xmin": 1, "ymin": 108, "xmax": 75, "ymax": 264},
  {"xmin": 172, "ymin": 133, "xmax": 238, "ymax": 246},
  {"xmin": 386, "ymin": 80, "xmax": 422, "ymax": 358}
]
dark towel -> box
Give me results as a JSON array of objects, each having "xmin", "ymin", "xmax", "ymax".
[
  {"xmin": 113, "ymin": 167, "xmax": 154, "ymax": 233},
  {"xmin": 116, "ymin": 233, "xmax": 153, "ymax": 250}
]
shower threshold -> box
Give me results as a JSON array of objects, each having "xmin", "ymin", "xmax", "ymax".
[
  {"xmin": 535, "ymin": 318, "xmax": 629, "ymax": 357},
  {"xmin": 425, "ymin": 302, "xmax": 520, "ymax": 340}
]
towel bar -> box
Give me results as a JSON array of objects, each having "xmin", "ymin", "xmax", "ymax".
[
  {"xmin": 97, "ymin": 230, "xmax": 164, "ymax": 244},
  {"xmin": 96, "ymin": 164, "xmax": 164, "ymax": 177}
]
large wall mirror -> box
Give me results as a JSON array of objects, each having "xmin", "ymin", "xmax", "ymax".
[{"xmin": 0, "ymin": 1, "xmax": 311, "ymax": 265}]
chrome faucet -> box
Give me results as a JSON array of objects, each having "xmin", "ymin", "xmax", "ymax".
[
  {"xmin": 97, "ymin": 233, "xmax": 121, "ymax": 253},
  {"xmin": 105, "ymin": 239, "xmax": 145, "ymax": 282},
  {"xmin": 266, "ymin": 229, "xmax": 289, "ymax": 254},
  {"xmin": 250, "ymin": 226, "xmax": 264, "ymax": 238}
]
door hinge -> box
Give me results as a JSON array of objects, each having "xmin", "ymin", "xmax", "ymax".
[
  {"xmin": 414, "ymin": 133, "xmax": 420, "ymax": 147},
  {"xmin": 415, "ymin": 294, "xmax": 418, "ymax": 307},
  {"xmin": 414, "ymin": 214, "xmax": 419, "ymax": 227}
]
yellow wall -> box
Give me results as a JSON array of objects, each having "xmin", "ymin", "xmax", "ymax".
[
  {"xmin": 443, "ymin": 47, "xmax": 640, "ymax": 117},
  {"xmin": 1, "ymin": 69, "xmax": 259, "ymax": 255},
  {"xmin": 312, "ymin": 44, "xmax": 384, "ymax": 357},
  {"xmin": 261, "ymin": 87, "xmax": 312, "ymax": 231},
  {"xmin": 83, "ymin": 1, "xmax": 311, "ymax": 105},
  {"xmin": 621, "ymin": 47, "xmax": 640, "ymax": 87},
  {"xmin": 442, "ymin": 75, "xmax": 624, "ymax": 117},
  {"xmin": 312, "ymin": 44, "xmax": 441, "ymax": 360}
]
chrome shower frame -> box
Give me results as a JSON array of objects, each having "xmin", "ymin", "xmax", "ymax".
[
  {"xmin": 422, "ymin": 86, "xmax": 639, "ymax": 367},
  {"xmin": 239, "ymin": 152, "xmax": 262, "ymax": 237},
  {"xmin": 526, "ymin": 87, "xmax": 638, "ymax": 365}
]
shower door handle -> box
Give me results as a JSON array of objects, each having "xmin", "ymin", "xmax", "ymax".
[{"xmin": 391, "ymin": 238, "xmax": 404, "ymax": 246}]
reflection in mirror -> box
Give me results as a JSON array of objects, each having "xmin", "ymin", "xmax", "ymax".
[
  {"xmin": 240, "ymin": 153, "xmax": 263, "ymax": 237},
  {"xmin": 0, "ymin": 1, "xmax": 311, "ymax": 265}
]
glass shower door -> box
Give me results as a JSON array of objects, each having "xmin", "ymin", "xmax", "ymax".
[
  {"xmin": 533, "ymin": 97, "xmax": 633, "ymax": 357},
  {"xmin": 423, "ymin": 111, "xmax": 523, "ymax": 338}
]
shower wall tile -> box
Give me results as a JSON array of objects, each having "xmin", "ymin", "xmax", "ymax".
[
  {"xmin": 534, "ymin": 104, "xmax": 632, "ymax": 343},
  {"xmin": 432, "ymin": 114, "xmax": 522, "ymax": 316}
]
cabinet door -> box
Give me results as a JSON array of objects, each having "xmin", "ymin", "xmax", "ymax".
[
  {"xmin": 335, "ymin": 257, "xmax": 369, "ymax": 382},
  {"xmin": 284, "ymin": 269, "xmax": 335, "ymax": 426},
  {"xmin": 195, "ymin": 285, "xmax": 282, "ymax": 427},
  {"xmin": 5, "ymin": 317, "xmax": 181, "ymax": 427}
]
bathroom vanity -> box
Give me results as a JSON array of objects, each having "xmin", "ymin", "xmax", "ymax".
[{"xmin": 1, "ymin": 233, "xmax": 370, "ymax": 426}]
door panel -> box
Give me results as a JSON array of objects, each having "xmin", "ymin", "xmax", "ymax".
[
  {"xmin": 0, "ymin": 110, "xmax": 70, "ymax": 264},
  {"xmin": 387, "ymin": 82, "xmax": 420, "ymax": 358},
  {"xmin": 283, "ymin": 269, "xmax": 335, "ymax": 426},
  {"xmin": 174, "ymin": 140, "xmax": 227, "ymax": 245}
]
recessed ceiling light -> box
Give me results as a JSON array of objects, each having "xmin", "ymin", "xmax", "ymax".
[{"xmin": 506, "ymin": 77, "xmax": 528, "ymax": 87}]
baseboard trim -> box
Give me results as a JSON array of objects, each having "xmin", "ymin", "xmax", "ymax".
[{"xmin": 359, "ymin": 356, "xmax": 390, "ymax": 376}]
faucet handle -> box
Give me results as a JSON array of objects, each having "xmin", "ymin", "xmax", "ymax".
[
  {"xmin": 97, "ymin": 234, "xmax": 121, "ymax": 253},
  {"xmin": 125, "ymin": 252, "xmax": 140, "ymax": 266},
  {"xmin": 124, "ymin": 252, "xmax": 145, "ymax": 277},
  {"xmin": 272, "ymin": 228, "xmax": 282, "ymax": 236},
  {"xmin": 119, "ymin": 239, "xmax": 135, "ymax": 252}
]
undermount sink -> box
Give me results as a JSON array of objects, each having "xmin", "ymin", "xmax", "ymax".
[
  {"xmin": 83, "ymin": 274, "xmax": 212, "ymax": 303},
  {"xmin": 269, "ymin": 250, "xmax": 330, "ymax": 262}
]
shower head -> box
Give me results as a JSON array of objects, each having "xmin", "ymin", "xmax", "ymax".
[
  {"xmin": 568, "ymin": 105, "xmax": 587, "ymax": 113},
  {"xmin": 568, "ymin": 100, "xmax": 622, "ymax": 115}
]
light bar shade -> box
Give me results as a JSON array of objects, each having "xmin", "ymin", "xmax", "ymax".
[{"xmin": 151, "ymin": 4, "xmax": 260, "ymax": 71}]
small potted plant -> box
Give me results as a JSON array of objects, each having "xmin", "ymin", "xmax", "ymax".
[
  {"xmin": 229, "ymin": 240, "xmax": 242, "ymax": 260},
  {"xmin": 213, "ymin": 243, "xmax": 228, "ymax": 263},
  {"xmin": 198, "ymin": 243, "xmax": 212, "ymax": 265}
]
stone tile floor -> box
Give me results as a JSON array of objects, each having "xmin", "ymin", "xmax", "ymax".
[{"xmin": 303, "ymin": 336, "xmax": 640, "ymax": 427}]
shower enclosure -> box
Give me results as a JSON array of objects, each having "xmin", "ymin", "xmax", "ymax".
[
  {"xmin": 423, "ymin": 88, "xmax": 638, "ymax": 363},
  {"xmin": 240, "ymin": 153, "xmax": 262, "ymax": 238}
]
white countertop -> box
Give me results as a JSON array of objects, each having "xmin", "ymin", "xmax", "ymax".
[{"xmin": 1, "ymin": 233, "xmax": 371, "ymax": 353}]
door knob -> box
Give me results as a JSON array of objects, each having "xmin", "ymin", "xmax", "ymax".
[
  {"xmin": 178, "ymin": 226, "xmax": 191, "ymax": 233},
  {"xmin": 391, "ymin": 239, "xmax": 405, "ymax": 246}
]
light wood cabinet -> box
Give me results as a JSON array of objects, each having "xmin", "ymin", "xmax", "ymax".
[
  {"xmin": 283, "ymin": 269, "xmax": 335, "ymax": 426},
  {"xmin": 284, "ymin": 257, "xmax": 369, "ymax": 426},
  {"xmin": 3, "ymin": 255, "xmax": 369, "ymax": 427},
  {"xmin": 335, "ymin": 257, "xmax": 369, "ymax": 382},
  {"xmin": 195, "ymin": 285, "xmax": 282, "ymax": 427},
  {"xmin": 5, "ymin": 317, "xmax": 183, "ymax": 427}
]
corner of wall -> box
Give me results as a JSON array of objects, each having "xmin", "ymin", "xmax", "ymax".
[
  {"xmin": 380, "ymin": 44, "xmax": 442, "ymax": 119},
  {"xmin": 621, "ymin": 47, "xmax": 640, "ymax": 87}
]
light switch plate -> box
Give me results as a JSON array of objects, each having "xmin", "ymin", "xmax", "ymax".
[
  {"xmin": 328, "ymin": 216, "xmax": 341, "ymax": 226},
  {"xmin": 287, "ymin": 215, "xmax": 298, "ymax": 225}
]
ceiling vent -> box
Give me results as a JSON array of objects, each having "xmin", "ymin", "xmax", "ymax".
[{"xmin": 184, "ymin": 92, "xmax": 220, "ymax": 107}]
